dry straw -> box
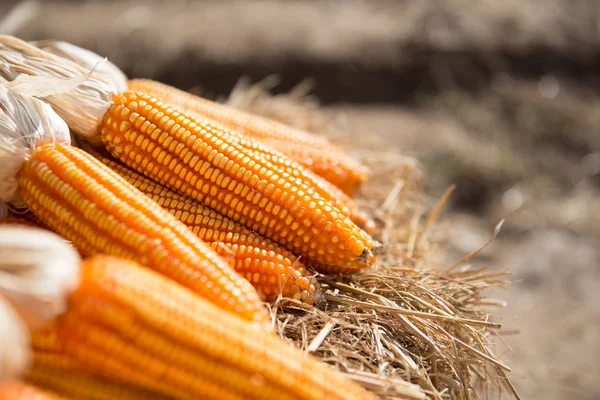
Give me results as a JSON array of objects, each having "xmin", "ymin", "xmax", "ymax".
[{"xmin": 229, "ymin": 78, "xmax": 519, "ymax": 400}]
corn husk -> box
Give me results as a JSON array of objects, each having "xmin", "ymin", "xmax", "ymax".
[
  {"xmin": 0, "ymin": 35, "xmax": 115, "ymax": 137},
  {"xmin": 0, "ymin": 80, "xmax": 70, "ymax": 202},
  {"xmin": 33, "ymin": 40, "xmax": 128, "ymax": 92},
  {"xmin": 0, "ymin": 226, "xmax": 80, "ymax": 329},
  {"xmin": 0, "ymin": 295, "xmax": 29, "ymax": 383}
]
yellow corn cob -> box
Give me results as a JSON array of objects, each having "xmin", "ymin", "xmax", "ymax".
[
  {"xmin": 27, "ymin": 351, "xmax": 168, "ymax": 400},
  {"xmin": 19, "ymin": 143, "xmax": 268, "ymax": 325},
  {"xmin": 97, "ymin": 154, "xmax": 321, "ymax": 304},
  {"xmin": 127, "ymin": 81, "xmax": 374, "ymax": 232},
  {"xmin": 0, "ymin": 381, "xmax": 64, "ymax": 400},
  {"xmin": 128, "ymin": 79, "xmax": 368, "ymax": 195},
  {"xmin": 101, "ymin": 91, "xmax": 373, "ymax": 273},
  {"xmin": 31, "ymin": 255, "xmax": 376, "ymax": 400}
]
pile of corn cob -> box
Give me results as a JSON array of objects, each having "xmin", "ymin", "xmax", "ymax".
[{"xmin": 0, "ymin": 35, "xmax": 380, "ymax": 399}]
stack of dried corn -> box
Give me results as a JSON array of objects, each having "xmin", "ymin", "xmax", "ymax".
[{"xmin": 0, "ymin": 35, "xmax": 378, "ymax": 399}]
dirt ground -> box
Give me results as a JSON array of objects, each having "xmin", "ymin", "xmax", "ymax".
[{"xmin": 2, "ymin": 1, "xmax": 599, "ymax": 398}]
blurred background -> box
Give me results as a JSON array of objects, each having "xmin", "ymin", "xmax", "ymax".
[{"xmin": 1, "ymin": 1, "xmax": 598, "ymax": 399}]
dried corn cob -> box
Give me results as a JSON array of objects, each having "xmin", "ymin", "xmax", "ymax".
[
  {"xmin": 98, "ymin": 154, "xmax": 321, "ymax": 304},
  {"xmin": 27, "ymin": 351, "xmax": 168, "ymax": 400},
  {"xmin": 32, "ymin": 255, "xmax": 376, "ymax": 400},
  {"xmin": 19, "ymin": 144, "xmax": 268, "ymax": 324},
  {"xmin": 102, "ymin": 91, "xmax": 373, "ymax": 273},
  {"xmin": 0, "ymin": 37, "xmax": 373, "ymax": 273},
  {"xmin": 0, "ymin": 381, "xmax": 64, "ymax": 400},
  {"xmin": 127, "ymin": 81, "xmax": 372, "ymax": 230},
  {"xmin": 128, "ymin": 79, "xmax": 368, "ymax": 195}
]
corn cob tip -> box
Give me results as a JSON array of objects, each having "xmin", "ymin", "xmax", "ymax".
[
  {"xmin": 356, "ymin": 248, "xmax": 375, "ymax": 269},
  {"xmin": 317, "ymin": 247, "xmax": 374, "ymax": 275},
  {"xmin": 285, "ymin": 267, "xmax": 322, "ymax": 306}
]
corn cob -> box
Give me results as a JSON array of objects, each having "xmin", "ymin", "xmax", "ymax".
[
  {"xmin": 97, "ymin": 154, "xmax": 321, "ymax": 304},
  {"xmin": 128, "ymin": 79, "xmax": 368, "ymax": 195},
  {"xmin": 32, "ymin": 255, "xmax": 376, "ymax": 400},
  {"xmin": 27, "ymin": 351, "xmax": 168, "ymax": 400},
  {"xmin": 101, "ymin": 91, "xmax": 373, "ymax": 273},
  {"xmin": 128, "ymin": 81, "xmax": 374, "ymax": 232},
  {"xmin": 0, "ymin": 381, "xmax": 64, "ymax": 400},
  {"xmin": 18, "ymin": 143, "xmax": 268, "ymax": 324}
]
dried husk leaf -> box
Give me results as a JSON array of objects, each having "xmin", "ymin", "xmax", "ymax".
[
  {"xmin": 33, "ymin": 40, "xmax": 128, "ymax": 92},
  {"xmin": 0, "ymin": 226, "xmax": 80, "ymax": 330},
  {"xmin": 0, "ymin": 80, "xmax": 70, "ymax": 202},
  {"xmin": 0, "ymin": 295, "xmax": 29, "ymax": 383},
  {"xmin": 0, "ymin": 35, "xmax": 115, "ymax": 137}
]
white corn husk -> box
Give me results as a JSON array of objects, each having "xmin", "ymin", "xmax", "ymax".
[
  {"xmin": 0, "ymin": 80, "xmax": 70, "ymax": 203},
  {"xmin": 0, "ymin": 226, "xmax": 80, "ymax": 330},
  {"xmin": 0, "ymin": 35, "xmax": 116, "ymax": 137},
  {"xmin": 33, "ymin": 40, "xmax": 128, "ymax": 92},
  {"xmin": 0, "ymin": 295, "xmax": 29, "ymax": 383}
]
